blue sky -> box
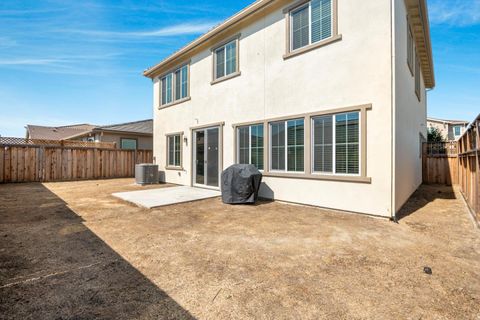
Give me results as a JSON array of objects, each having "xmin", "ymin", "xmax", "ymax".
[{"xmin": 0, "ymin": 0, "xmax": 479, "ymax": 137}]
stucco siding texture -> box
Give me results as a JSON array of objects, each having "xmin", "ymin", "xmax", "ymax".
[
  {"xmin": 394, "ymin": 0, "xmax": 427, "ymax": 213},
  {"xmin": 101, "ymin": 133, "xmax": 153, "ymax": 150},
  {"xmin": 153, "ymin": 0, "xmax": 393, "ymax": 216}
]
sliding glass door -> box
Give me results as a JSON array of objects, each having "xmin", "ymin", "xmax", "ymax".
[{"xmin": 194, "ymin": 127, "xmax": 220, "ymax": 188}]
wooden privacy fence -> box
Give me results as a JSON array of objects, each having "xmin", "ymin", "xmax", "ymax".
[
  {"xmin": 422, "ymin": 142, "xmax": 459, "ymax": 185},
  {"xmin": 0, "ymin": 144, "xmax": 152, "ymax": 183},
  {"xmin": 423, "ymin": 114, "xmax": 480, "ymax": 219},
  {"xmin": 457, "ymin": 115, "xmax": 479, "ymax": 218}
]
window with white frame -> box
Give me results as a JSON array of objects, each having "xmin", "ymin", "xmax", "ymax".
[
  {"xmin": 167, "ymin": 134, "xmax": 181, "ymax": 167},
  {"xmin": 270, "ymin": 119, "xmax": 304, "ymax": 172},
  {"xmin": 312, "ymin": 111, "xmax": 359, "ymax": 175},
  {"xmin": 237, "ymin": 124, "xmax": 264, "ymax": 170},
  {"xmin": 160, "ymin": 64, "xmax": 188, "ymax": 106},
  {"xmin": 290, "ymin": 0, "xmax": 333, "ymax": 51},
  {"xmin": 214, "ymin": 39, "xmax": 238, "ymax": 80}
]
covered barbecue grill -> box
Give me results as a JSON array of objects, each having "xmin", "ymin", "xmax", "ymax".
[{"xmin": 221, "ymin": 164, "xmax": 263, "ymax": 204}]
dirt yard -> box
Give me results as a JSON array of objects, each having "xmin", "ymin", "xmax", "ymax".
[{"xmin": 1, "ymin": 179, "xmax": 479, "ymax": 319}]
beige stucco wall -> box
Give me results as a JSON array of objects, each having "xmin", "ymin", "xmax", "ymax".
[
  {"xmin": 153, "ymin": 0, "xmax": 395, "ymax": 216},
  {"xmin": 393, "ymin": 0, "xmax": 427, "ymax": 213},
  {"xmin": 98, "ymin": 133, "xmax": 153, "ymax": 150}
]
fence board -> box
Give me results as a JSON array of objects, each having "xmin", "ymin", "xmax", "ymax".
[
  {"xmin": 0, "ymin": 147, "xmax": 4, "ymax": 183},
  {"xmin": 0, "ymin": 144, "xmax": 153, "ymax": 183}
]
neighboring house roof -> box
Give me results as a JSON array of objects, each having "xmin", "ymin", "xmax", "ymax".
[
  {"xmin": 143, "ymin": 0, "xmax": 434, "ymax": 88},
  {"xmin": 26, "ymin": 120, "xmax": 153, "ymax": 141},
  {"xmin": 427, "ymin": 117, "xmax": 469, "ymax": 125},
  {"xmin": 95, "ymin": 119, "xmax": 153, "ymax": 135},
  {"xmin": 26, "ymin": 124, "xmax": 97, "ymax": 140}
]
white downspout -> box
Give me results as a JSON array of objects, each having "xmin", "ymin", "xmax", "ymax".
[{"xmin": 390, "ymin": 0, "xmax": 397, "ymax": 222}]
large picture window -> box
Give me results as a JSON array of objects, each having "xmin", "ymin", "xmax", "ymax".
[
  {"xmin": 237, "ymin": 124, "xmax": 264, "ymax": 170},
  {"xmin": 270, "ymin": 119, "xmax": 304, "ymax": 172},
  {"xmin": 160, "ymin": 64, "xmax": 189, "ymax": 106},
  {"xmin": 167, "ymin": 134, "xmax": 182, "ymax": 167},
  {"xmin": 290, "ymin": 0, "xmax": 333, "ymax": 51},
  {"xmin": 312, "ymin": 112, "xmax": 359, "ymax": 175}
]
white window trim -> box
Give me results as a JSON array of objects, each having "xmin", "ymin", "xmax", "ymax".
[
  {"xmin": 289, "ymin": 0, "xmax": 334, "ymax": 53},
  {"xmin": 311, "ymin": 112, "xmax": 361, "ymax": 177},
  {"xmin": 269, "ymin": 119, "xmax": 305, "ymax": 174}
]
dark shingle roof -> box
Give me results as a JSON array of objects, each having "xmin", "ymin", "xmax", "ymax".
[
  {"xmin": 26, "ymin": 124, "xmax": 96, "ymax": 140},
  {"xmin": 95, "ymin": 119, "xmax": 152, "ymax": 135}
]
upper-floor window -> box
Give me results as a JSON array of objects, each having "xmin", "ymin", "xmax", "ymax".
[
  {"xmin": 407, "ymin": 22, "xmax": 414, "ymax": 75},
  {"xmin": 415, "ymin": 53, "xmax": 421, "ymax": 101},
  {"xmin": 454, "ymin": 126, "xmax": 461, "ymax": 136},
  {"xmin": 213, "ymin": 37, "xmax": 239, "ymax": 82},
  {"xmin": 289, "ymin": 0, "xmax": 333, "ymax": 52},
  {"xmin": 160, "ymin": 64, "xmax": 189, "ymax": 107}
]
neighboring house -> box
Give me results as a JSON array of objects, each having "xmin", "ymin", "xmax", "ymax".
[
  {"xmin": 144, "ymin": 0, "xmax": 434, "ymax": 219},
  {"xmin": 25, "ymin": 119, "xmax": 153, "ymax": 150},
  {"xmin": 25, "ymin": 124, "xmax": 97, "ymax": 141},
  {"xmin": 427, "ymin": 117, "xmax": 469, "ymax": 141}
]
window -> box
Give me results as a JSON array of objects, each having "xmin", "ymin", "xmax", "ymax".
[
  {"xmin": 213, "ymin": 39, "xmax": 238, "ymax": 81},
  {"xmin": 290, "ymin": 0, "xmax": 333, "ymax": 52},
  {"xmin": 454, "ymin": 126, "xmax": 461, "ymax": 136},
  {"xmin": 121, "ymin": 138, "xmax": 137, "ymax": 150},
  {"xmin": 167, "ymin": 134, "xmax": 182, "ymax": 167},
  {"xmin": 312, "ymin": 112, "xmax": 359, "ymax": 175},
  {"xmin": 407, "ymin": 23, "xmax": 414, "ymax": 74},
  {"xmin": 237, "ymin": 124, "xmax": 264, "ymax": 170},
  {"xmin": 270, "ymin": 119, "xmax": 304, "ymax": 172},
  {"xmin": 415, "ymin": 53, "xmax": 421, "ymax": 100},
  {"xmin": 160, "ymin": 64, "xmax": 189, "ymax": 106}
]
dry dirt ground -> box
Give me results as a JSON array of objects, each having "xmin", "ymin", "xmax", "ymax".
[{"xmin": 0, "ymin": 179, "xmax": 479, "ymax": 319}]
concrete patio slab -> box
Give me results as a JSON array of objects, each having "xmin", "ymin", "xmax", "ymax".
[{"xmin": 112, "ymin": 185, "xmax": 221, "ymax": 208}]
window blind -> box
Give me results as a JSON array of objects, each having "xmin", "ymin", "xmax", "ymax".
[
  {"xmin": 168, "ymin": 136, "xmax": 175, "ymax": 166},
  {"xmin": 238, "ymin": 126, "xmax": 249, "ymax": 164},
  {"xmin": 313, "ymin": 115, "xmax": 333, "ymax": 172},
  {"xmin": 335, "ymin": 112, "xmax": 359, "ymax": 174},
  {"xmin": 311, "ymin": 0, "xmax": 332, "ymax": 43},
  {"xmin": 225, "ymin": 41, "xmax": 237, "ymax": 76},
  {"xmin": 181, "ymin": 65, "xmax": 188, "ymax": 98},
  {"xmin": 251, "ymin": 124, "xmax": 264, "ymax": 170},
  {"xmin": 291, "ymin": 5, "xmax": 309, "ymax": 50},
  {"xmin": 174, "ymin": 69, "xmax": 181, "ymax": 101},
  {"xmin": 271, "ymin": 122, "xmax": 286, "ymax": 170},
  {"xmin": 287, "ymin": 119, "xmax": 304, "ymax": 172},
  {"xmin": 216, "ymin": 47, "xmax": 225, "ymax": 79}
]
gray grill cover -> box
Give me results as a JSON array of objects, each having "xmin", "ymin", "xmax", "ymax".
[{"xmin": 221, "ymin": 164, "xmax": 263, "ymax": 204}]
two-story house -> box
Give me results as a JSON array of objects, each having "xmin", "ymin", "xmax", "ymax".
[
  {"xmin": 144, "ymin": 0, "xmax": 434, "ymax": 219},
  {"xmin": 427, "ymin": 117, "xmax": 469, "ymax": 141}
]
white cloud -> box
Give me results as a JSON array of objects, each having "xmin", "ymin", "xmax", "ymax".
[
  {"xmin": 62, "ymin": 21, "xmax": 218, "ymax": 39},
  {"xmin": 428, "ymin": 0, "xmax": 480, "ymax": 26}
]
